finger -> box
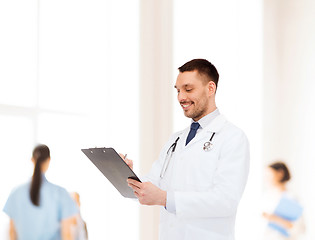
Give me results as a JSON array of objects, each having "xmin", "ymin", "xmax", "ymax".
[
  {"xmin": 130, "ymin": 186, "xmax": 142, "ymax": 197},
  {"xmin": 134, "ymin": 191, "xmax": 140, "ymax": 198},
  {"xmin": 127, "ymin": 181, "xmax": 141, "ymax": 190},
  {"xmin": 128, "ymin": 183, "xmax": 140, "ymax": 191},
  {"xmin": 127, "ymin": 179, "xmax": 141, "ymax": 187},
  {"xmin": 129, "ymin": 184, "xmax": 139, "ymax": 192},
  {"xmin": 125, "ymin": 159, "xmax": 132, "ymax": 166}
]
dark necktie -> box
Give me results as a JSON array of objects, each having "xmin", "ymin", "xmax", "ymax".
[{"xmin": 186, "ymin": 122, "xmax": 200, "ymax": 145}]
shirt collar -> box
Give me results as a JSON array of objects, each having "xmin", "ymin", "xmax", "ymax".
[
  {"xmin": 42, "ymin": 174, "xmax": 48, "ymax": 182},
  {"xmin": 192, "ymin": 108, "xmax": 220, "ymax": 129}
]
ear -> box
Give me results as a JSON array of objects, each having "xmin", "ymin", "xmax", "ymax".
[{"xmin": 208, "ymin": 81, "xmax": 216, "ymax": 96}]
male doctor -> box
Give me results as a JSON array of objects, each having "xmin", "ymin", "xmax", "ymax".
[{"xmin": 126, "ymin": 59, "xmax": 250, "ymax": 240}]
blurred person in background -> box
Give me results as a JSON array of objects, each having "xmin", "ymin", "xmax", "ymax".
[
  {"xmin": 70, "ymin": 192, "xmax": 88, "ymax": 240},
  {"xmin": 3, "ymin": 144, "xmax": 78, "ymax": 240},
  {"xmin": 262, "ymin": 161, "xmax": 305, "ymax": 240}
]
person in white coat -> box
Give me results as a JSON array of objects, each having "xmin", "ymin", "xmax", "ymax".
[{"xmin": 126, "ymin": 59, "xmax": 250, "ymax": 240}]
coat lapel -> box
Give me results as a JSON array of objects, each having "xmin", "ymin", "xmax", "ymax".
[{"xmin": 185, "ymin": 114, "xmax": 227, "ymax": 147}]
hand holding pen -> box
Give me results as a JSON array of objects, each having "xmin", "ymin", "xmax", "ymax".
[{"xmin": 119, "ymin": 153, "xmax": 133, "ymax": 170}]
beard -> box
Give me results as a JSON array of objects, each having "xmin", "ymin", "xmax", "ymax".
[{"xmin": 183, "ymin": 103, "xmax": 208, "ymax": 121}]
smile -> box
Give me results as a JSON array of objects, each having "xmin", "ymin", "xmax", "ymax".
[{"xmin": 181, "ymin": 102, "xmax": 193, "ymax": 110}]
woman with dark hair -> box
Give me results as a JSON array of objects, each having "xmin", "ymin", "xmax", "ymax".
[
  {"xmin": 3, "ymin": 144, "xmax": 78, "ymax": 240},
  {"xmin": 262, "ymin": 161, "xmax": 305, "ymax": 240}
]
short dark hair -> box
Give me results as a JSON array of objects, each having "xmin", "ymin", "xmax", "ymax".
[
  {"xmin": 178, "ymin": 59, "xmax": 219, "ymax": 90},
  {"xmin": 269, "ymin": 161, "xmax": 291, "ymax": 183}
]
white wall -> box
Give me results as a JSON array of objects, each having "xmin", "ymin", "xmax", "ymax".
[
  {"xmin": 264, "ymin": 0, "xmax": 315, "ymax": 239},
  {"xmin": 139, "ymin": 0, "xmax": 174, "ymax": 239}
]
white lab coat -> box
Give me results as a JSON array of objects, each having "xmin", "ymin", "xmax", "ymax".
[{"xmin": 145, "ymin": 114, "xmax": 250, "ymax": 240}]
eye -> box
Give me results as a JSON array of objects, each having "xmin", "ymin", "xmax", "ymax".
[{"xmin": 186, "ymin": 88, "xmax": 192, "ymax": 92}]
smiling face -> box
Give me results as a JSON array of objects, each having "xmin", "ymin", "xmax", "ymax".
[{"xmin": 175, "ymin": 70, "xmax": 216, "ymax": 121}]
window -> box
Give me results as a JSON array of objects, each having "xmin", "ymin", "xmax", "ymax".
[{"xmin": 0, "ymin": 1, "xmax": 139, "ymax": 239}]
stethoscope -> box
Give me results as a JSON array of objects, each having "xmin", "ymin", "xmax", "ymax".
[
  {"xmin": 203, "ymin": 132, "xmax": 215, "ymax": 151},
  {"xmin": 160, "ymin": 137, "xmax": 180, "ymax": 178},
  {"xmin": 160, "ymin": 132, "xmax": 216, "ymax": 178}
]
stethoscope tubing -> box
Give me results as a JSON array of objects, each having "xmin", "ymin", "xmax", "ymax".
[{"xmin": 160, "ymin": 133, "xmax": 215, "ymax": 178}]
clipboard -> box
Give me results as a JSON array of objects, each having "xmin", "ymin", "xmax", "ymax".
[
  {"xmin": 81, "ymin": 147, "xmax": 141, "ymax": 198},
  {"xmin": 268, "ymin": 196, "xmax": 303, "ymax": 237}
]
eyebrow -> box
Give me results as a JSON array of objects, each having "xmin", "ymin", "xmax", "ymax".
[{"xmin": 174, "ymin": 84, "xmax": 193, "ymax": 89}]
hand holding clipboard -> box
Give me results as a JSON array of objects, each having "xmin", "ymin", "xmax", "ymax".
[{"xmin": 81, "ymin": 147, "xmax": 141, "ymax": 198}]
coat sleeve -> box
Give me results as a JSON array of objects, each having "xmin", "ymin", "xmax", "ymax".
[{"xmin": 174, "ymin": 127, "xmax": 250, "ymax": 219}]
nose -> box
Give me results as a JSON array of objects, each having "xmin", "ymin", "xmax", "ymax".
[{"xmin": 178, "ymin": 90, "xmax": 187, "ymax": 102}]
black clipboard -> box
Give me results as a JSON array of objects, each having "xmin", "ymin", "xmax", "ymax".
[{"xmin": 81, "ymin": 147, "xmax": 141, "ymax": 198}]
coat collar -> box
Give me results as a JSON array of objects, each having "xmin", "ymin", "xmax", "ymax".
[
  {"xmin": 184, "ymin": 114, "xmax": 227, "ymax": 147},
  {"xmin": 203, "ymin": 114, "xmax": 227, "ymax": 132}
]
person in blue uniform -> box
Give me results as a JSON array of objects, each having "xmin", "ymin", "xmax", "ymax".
[{"xmin": 3, "ymin": 144, "xmax": 78, "ymax": 240}]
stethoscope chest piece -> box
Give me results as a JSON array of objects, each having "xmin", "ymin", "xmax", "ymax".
[
  {"xmin": 203, "ymin": 141, "xmax": 213, "ymax": 151},
  {"xmin": 203, "ymin": 132, "xmax": 215, "ymax": 152}
]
